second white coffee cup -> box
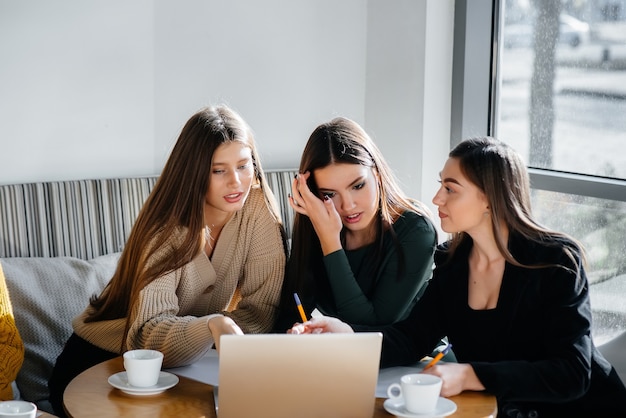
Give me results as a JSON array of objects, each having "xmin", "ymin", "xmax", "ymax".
[
  {"xmin": 0, "ymin": 400, "xmax": 37, "ymax": 418},
  {"xmin": 387, "ymin": 373, "xmax": 442, "ymax": 414},
  {"xmin": 123, "ymin": 349, "xmax": 164, "ymax": 387}
]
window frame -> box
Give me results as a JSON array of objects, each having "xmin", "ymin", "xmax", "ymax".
[{"xmin": 452, "ymin": 0, "xmax": 626, "ymax": 203}]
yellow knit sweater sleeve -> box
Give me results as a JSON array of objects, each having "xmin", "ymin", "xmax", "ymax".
[{"xmin": 0, "ymin": 263, "xmax": 25, "ymax": 401}]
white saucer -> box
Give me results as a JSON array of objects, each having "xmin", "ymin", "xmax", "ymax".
[
  {"xmin": 383, "ymin": 397, "xmax": 457, "ymax": 418},
  {"xmin": 108, "ymin": 371, "xmax": 179, "ymax": 396}
]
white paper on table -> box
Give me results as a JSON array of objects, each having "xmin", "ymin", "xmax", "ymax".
[
  {"xmin": 166, "ymin": 348, "xmax": 425, "ymax": 399},
  {"xmin": 375, "ymin": 364, "xmax": 425, "ymax": 398},
  {"xmin": 165, "ymin": 349, "xmax": 220, "ymax": 386}
]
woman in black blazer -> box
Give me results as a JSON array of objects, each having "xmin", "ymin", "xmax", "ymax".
[{"xmin": 290, "ymin": 137, "xmax": 626, "ymax": 417}]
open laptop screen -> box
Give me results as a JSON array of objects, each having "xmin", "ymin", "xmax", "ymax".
[{"xmin": 217, "ymin": 333, "xmax": 383, "ymax": 418}]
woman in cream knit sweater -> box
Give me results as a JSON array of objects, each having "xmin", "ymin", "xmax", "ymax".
[
  {"xmin": 0, "ymin": 263, "xmax": 24, "ymax": 401},
  {"xmin": 49, "ymin": 105, "xmax": 287, "ymax": 416}
]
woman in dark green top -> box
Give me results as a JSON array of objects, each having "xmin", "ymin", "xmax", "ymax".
[{"xmin": 273, "ymin": 117, "xmax": 437, "ymax": 331}]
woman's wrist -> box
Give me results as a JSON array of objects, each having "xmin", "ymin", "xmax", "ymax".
[
  {"xmin": 321, "ymin": 243, "xmax": 342, "ymax": 256},
  {"xmin": 206, "ymin": 313, "xmax": 224, "ymax": 327},
  {"xmin": 463, "ymin": 364, "xmax": 486, "ymax": 391},
  {"xmin": 319, "ymin": 236, "xmax": 342, "ymax": 255}
]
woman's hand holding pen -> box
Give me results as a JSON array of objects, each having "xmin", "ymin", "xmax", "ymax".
[
  {"xmin": 287, "ymin": 317, "xmax": 354, "ymax": 335},
  {"xmin": 289, "ymin": 172, "xmax": 343, "ymax": 255}
]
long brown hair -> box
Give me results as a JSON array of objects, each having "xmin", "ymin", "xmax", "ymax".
[
  {"xmin": 285, "ymin": 117, "xmax": 434, "ymax": 296},
  {"xmin": 85, "ymin": 105, "xmax": 282, "ymax": 348},
  {"xmin": 442, "ymin": 136, "xmax": 584, "ymax": 270}
]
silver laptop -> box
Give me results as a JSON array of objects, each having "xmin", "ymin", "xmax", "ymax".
[{"xmin": 217, "ymin": 332, "xmax": 383, "ymax": 418}]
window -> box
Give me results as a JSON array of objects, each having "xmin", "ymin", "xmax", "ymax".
[{"xmin": 454, "ymin": 0, "xmax": 626, "ymax": 345}]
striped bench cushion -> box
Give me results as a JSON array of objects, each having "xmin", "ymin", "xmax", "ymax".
[{"xmin": 0, "ymin": 169, "xmax": 296, "ymax": 259}]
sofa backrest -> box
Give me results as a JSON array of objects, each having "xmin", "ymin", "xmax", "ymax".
[{"xmin": 0, "ymin": 169, "xmax": 296, "ymax": 259}]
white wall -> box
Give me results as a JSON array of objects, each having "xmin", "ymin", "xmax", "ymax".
[
  {"xmin": 365, "ymin": 0, "xmax": 454, "ymax": 218},
  {"xmin": 153, "ymin": 0, "xmax": 368, "ymax": 171},
  {"xmin": 0, "ymin": 0, "xmax": 155, "ymax": 183},
  {"xmin": 0, "ymin": 0, "xmax": 454, "ymax": 207}
]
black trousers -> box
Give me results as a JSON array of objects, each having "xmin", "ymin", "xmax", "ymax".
[{"xmin": 48, "ymin": 333, "xmax": 118, "ymax": 418}]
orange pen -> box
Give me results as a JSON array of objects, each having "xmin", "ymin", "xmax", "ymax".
[
  {"xmin": 424, "ymin": 343, "xmax": 453, "ymax": 370},
  {"xmin": 293, "ymin": 293, "xmax": 308, "ymax": 323}
]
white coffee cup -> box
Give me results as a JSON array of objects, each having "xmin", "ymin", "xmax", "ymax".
[
  {"xmin": 0, "ymin": 400, "xmax": 37, "ymax": 418},
  {"xmin": 387, "ymin": 373, "xmax": 442, "ymax": 414},
  {"xmin": 123, "ymin": 349, "xmax": 164, "ymax": 387}
]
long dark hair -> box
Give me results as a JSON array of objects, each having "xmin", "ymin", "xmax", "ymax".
[
  {"xmin": 85, "ymin": 105, "xmax": 282, "ymax": 350},
  {"xmin": 442, "ymin": 136, "xmax": 585, "ymax": 270},
  {"xmin": 285, "ymin": 117, "xmax": 433, "ymax": 298}
]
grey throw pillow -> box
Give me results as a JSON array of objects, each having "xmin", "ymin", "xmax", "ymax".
[{"xmin": 1, "ymin": 253, "xmax": 119, "ymax": 412}]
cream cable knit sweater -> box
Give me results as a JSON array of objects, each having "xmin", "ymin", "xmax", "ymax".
[{"xmin": 73, "ymin": 187, "xmax": 286, "ymax": 368}]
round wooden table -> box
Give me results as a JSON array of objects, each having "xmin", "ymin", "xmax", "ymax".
[{"xmin": 64, "ymin": 357, "xmax": 497, "ymax": 417}]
